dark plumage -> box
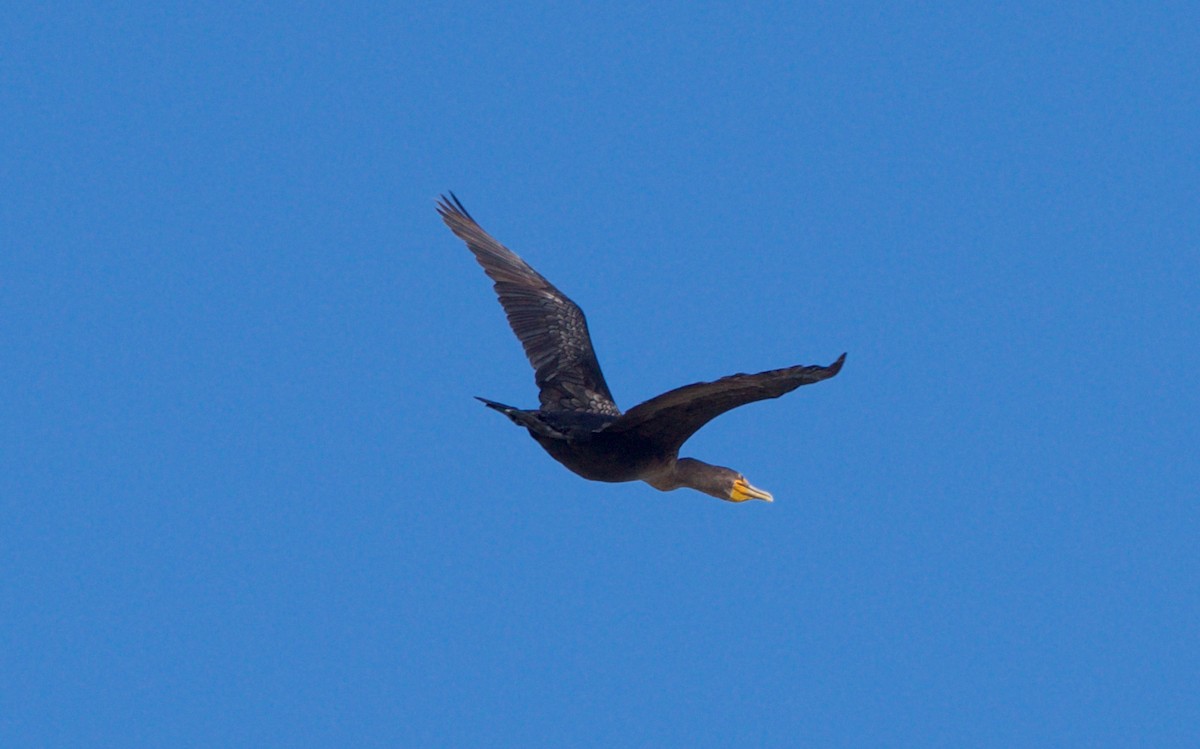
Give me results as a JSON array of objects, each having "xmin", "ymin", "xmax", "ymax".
[{"xmin": 438, "ymin": 193, "xmax": 845, "ymax": 503}]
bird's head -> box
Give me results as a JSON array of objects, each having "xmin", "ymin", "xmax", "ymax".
[
  {"xmin": 674, "ymin": 458, "xmax": 774, "ymax": 503},
  {"xmin": 726, "ymin": 473, "xmax": 774, "ymax": 503}
]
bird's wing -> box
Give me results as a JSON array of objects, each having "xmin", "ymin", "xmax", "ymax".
[
  {"xmin": 438, "ymin": 193, "xmax": 620, "ymax": 415},
  {"xmin": 606, "ymin": 354, "xmax": 846, "ymax": 451}
]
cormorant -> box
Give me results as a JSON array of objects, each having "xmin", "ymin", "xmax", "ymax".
[{"xmin": 439, "ymin": 193, "xmax": 844, "ymax": 503}]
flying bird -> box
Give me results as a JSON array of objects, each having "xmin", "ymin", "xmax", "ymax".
[{"xmin": 438, "ymin": 193, "xmax": 844, "ymax": 503}]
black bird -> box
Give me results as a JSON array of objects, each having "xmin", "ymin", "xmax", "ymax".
[{"xmin": 438, "ymin": 193, "xmax": 845, "ymax": 503}]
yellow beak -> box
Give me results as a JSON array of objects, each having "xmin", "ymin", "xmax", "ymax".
[{"xmin": 731, "ymin": 478, "xmax": 774, "ymax": 503}]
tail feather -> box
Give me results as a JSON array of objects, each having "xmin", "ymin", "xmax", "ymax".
[
  {"xmin": 475, "ymin": 396, "xmax": 568, "ymax": 438},
  {"xmin": 475, "ymin": 396, "xmax": 519, "ymax": 415}
]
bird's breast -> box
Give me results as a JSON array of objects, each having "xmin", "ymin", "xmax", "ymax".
[{"xmin": 532, "ymin": 430, "xmax": 664, "ymax": 483}]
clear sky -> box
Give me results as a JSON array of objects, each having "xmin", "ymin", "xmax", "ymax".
[{"xmin": 4, "ymin": 3, "xmax": 1197, "ymax": 747}]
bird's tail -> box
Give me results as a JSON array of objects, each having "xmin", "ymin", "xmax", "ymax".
[
  {"xmin": 475, "ymin": 396, "xmax": 520, "ymax": 415},
  {"xmin": 475, "ymin": 396, "xmax": 563, "ymax": 437}
]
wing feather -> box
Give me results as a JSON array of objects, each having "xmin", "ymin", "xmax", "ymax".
[
  {"xmin": 608, "ymin": 354, "xmax": 846, "ymax": 451},
  {"xmin": 438, "ymin": 194, "xmax": 620, "ymax": 415}
]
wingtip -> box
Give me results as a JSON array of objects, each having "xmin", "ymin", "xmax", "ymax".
[
  {"xmin": 436, "ymin": 191, "xmax": 473, "ymax": 220},
  {"xmin": 830, "ymin": 352, "xmax": 847, "ymax": 373}
]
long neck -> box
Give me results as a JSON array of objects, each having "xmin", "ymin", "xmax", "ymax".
[{"xmin": 644, "ymin": 457, "xmax": 716, "ymax": 493}]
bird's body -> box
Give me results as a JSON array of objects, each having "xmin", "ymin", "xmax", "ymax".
[
  {"xmin": 469, "ymin": 398, "xmax": 640, "ymax": 481},
  {"xmin": 438, "ymin": 193, "xmax": 844, "ymax": 503}
]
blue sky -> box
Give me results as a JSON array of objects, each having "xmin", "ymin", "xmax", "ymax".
[{"xmin": 4, "ymin": 2, "xmax": 1198, "ymax": 746}]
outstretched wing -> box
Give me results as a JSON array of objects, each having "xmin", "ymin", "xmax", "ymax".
[
  {"xmin": 438, "ymin": 193, "xmax": 620, "ymax": 416},
  {"xmin": 607, "ymin": 354, "xmax": 846, "ymax": 452}
]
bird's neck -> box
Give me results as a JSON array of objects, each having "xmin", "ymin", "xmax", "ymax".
[{"xmin": 644, "ymin": 457, "xmax": 708, "ymax": 493}]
